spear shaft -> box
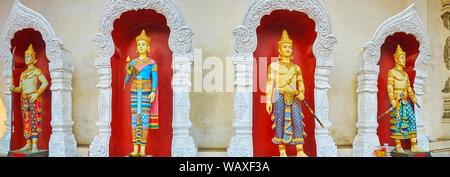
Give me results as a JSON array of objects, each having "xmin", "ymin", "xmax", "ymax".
[
  {"xmin": 378, "ymin": 98, "xmax": 421, "ymax": 120},
  {"xmin": 377, "ymin": 107, "xmax": 393, "ymax": 120},
  {"xmin": 288, "ymin": 84, "xmax": 324, "ymax": 128},
  {"xmin": 10, "ymin": 47, "xmax": 16, "ymax": 151}
]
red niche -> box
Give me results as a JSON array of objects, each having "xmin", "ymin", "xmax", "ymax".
[
  {"xmin": 10, "ymin": 29, "xmax": 52, "ymax": 150},
  {"xmin": 109, "ymin": 9, "xmax": 173, "ymax": 157},
  {"xmin": 253, "ymin": 10, "xmax": 317, "ymax": 157},
  {"xmin": 377, "ymin": 32, "xmax": 419, "ymax": 149}
]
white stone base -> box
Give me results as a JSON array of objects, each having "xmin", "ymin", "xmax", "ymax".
[{"xmin": 198, "ymin": 148, "xmax": 227, "ymax": 157}]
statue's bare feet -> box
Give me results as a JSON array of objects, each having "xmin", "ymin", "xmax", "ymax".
[
  {"xmin": 31, "ymin": 141, "xmax": 39, "ymax": 153},
  {"xmin": 129, "ymin": 144, "xmax": 140, "ymax": 157},
  {"xmin": 279, "ymin": 150, "xmax": 287, "ymax": 157},
  {"xmin": 278, "ymin": 145, "xmax": 287, "ymax": 157},
  {"xmin": 129, "ymin": 151, "xmax": 139, "ymax": 157},
  {"xmin": 31, "ymin": 146, "xmax": 38, "ymax": 153},
  {"xmin": 138, "ymin": 152, "xmax": 146, "ymax": 157},
  {"xmin": 395, "ymin": 146, "xmax": 404, "ymax": 153},
  {"xmin": 297, "ymin": 151, "xmax": 308, "ymax": 157},
  {"xmin": 18, "ymin": 143, "xmax": 31, "ymax": 151},
  {"xmin": 139, "ymin": 145, "xmax": 146, "ymax": 157}
]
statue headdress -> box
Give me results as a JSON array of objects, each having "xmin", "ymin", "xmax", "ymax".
[
  {"xmin": 136, "ymin": 29, "xmax": 151, "ymax": 45},
  {"xmin": 394, "ymin": 44, "xmax": 406, "ymax": 59},
  {"xmin": 278, "ymin": 29, "xmax": 293, "ymax": 47},
  {"xmin": 24, "ymin": 44, "xmax": 37, "ymax": 62}
]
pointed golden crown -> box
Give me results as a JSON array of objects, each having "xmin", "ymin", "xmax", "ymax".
[
  {"xmin": 394, "ymin": 44, "xmax": 406, "ymax": 59},
  {"xmin": 136, "ymin": 29, "xmax": 151, "ymax": 45},
  {"xmin": 24, "ymin": 44, "xmax": 36, "ymax": 59},
  {"xmin": 278, "ymin": 29, "xmax": 293, "ymax": 47}
]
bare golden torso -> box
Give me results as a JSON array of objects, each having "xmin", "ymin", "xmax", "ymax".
[
  {"xmin": 389, "ymin": 68, "xmax": 409, "ymax": 95},
  {"xmin": 20, "ymin": 68, "xmax": 41, "ymax": 94},
  {"xmin": 270, "ymin": 61, "xmax": 300, "ymax": 93}
]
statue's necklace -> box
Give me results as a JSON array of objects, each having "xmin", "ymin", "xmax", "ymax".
[
  {"xmin": 23, "ymin": 67, "xmax": 37, "ymax": 80},
  {"xmin": 135, "ymin": 58, "xmax": 148, "ymax": 66},
  {"xmin": 394, "ymin": 67, "xmax": 406, "ymax": 76},
  {"xmin": 279, "ymin": 55, "xmax": 294, "ymax": 70},
  {"xmin": 280, "ymin": 60, "xmax": 293, "ymax": 70}
]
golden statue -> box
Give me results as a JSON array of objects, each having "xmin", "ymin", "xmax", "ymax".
[
  {"xmin": 266, "ymin": 30, "xmax": 307, "ymax": 157},
  {"xmin": 124, "ymin": 29, "xmax": 159, "ymax": 157},
  {"xmin": 10, "ymin": 44, "xmax": 49, "ymax": 153},
  {"xmin": 386, "ymin": 45, "xmax": 423, "ymax": 152}
]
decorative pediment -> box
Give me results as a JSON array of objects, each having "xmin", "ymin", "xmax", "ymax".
[
  {"xmin": 233, "ymin": 0, "xmax": 337, "ymax": 67},
  {"xmin": 1, "ymin": 0, "xmax": 69, "ymax": 73},
  {"xmin": 361, "ymin": 4, "xmax": 431, "ymax": 78},
  {"xmin": 94, "ymin": 0, "xmax": 194, "ymax": 60}
]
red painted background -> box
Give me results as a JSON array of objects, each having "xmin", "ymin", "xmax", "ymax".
[
  {"xmin": 377, "ymin": 32, "xmax": 419, "ymax": 149},
  {"xmin": 109, "ymin": 9, "xmax": 173, "ymax": 157},
  {"xmin": 10, "ymin": 29, "xmax": 52, "ymax": 150},
  {"xmin": 252, "ymin": 10, "xmax": 317, "ymax": 157}
]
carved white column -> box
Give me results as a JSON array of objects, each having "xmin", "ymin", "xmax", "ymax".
[
  {"xmin": 353, "ymin": 69, "xmax": 380, "ymax": 157},
  {"xmin": 48, "ymin": 47, "xmax": 77, "ymax": 157},
  {"xmin": 229, "ymin": 0, "xmax": 337, "ymax": 157},
  {"xmin": 0, "ymin": 0, "xmax": 76, "ymax": 157},
  {"xmin": 354, "ymin": 4, "xmax": 431, "ymax": 156},
  {"xmin": 90, "ymin": 0, "xmax": 197, "ymax": 157},
  {"xmin": 228, "ymin": 53, "xmax": 253, "ymax": 157},
  {"xmin": 413, "ymin": 75, "xmax": 429, "ymax": 151},
  {"xmin": 314, "ymin": 66, "xmax": 337, "ymax": 157},
  {"xmin": 89, "ymin": 57, "xmax": 112, "ymax": 157},
  {"xmin": 0, "ymin": 60, "xmax": 13, "ymax": 156},
  {"xmin": 171, "ymin": 52, "xmax": 197, "ymax": 157}
]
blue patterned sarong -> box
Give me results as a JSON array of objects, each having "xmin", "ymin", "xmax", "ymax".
[
  {"xmin": 389, "ymin": 93, "xmax": 417, "ymax": 140},
  {"xmin": 271, "ymin": 90, "xmax": 306, "ymax": 145}
]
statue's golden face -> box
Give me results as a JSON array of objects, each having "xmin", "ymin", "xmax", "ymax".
[
  {"xmin": 279, "ymin": 43, "xmax": 293, "ymax": 57},
  {"xmin": 137, "ymin": 40, "xmax": 150, "ymax": 54},
  {"xmin": 24, "ymin": 53, "xmax": 36, "ymax": 65},
  {"xmin": 395, "ymin": 54, "xmax": 406, "ymax": 68}
]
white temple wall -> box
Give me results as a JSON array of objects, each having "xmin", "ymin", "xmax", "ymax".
[
  {"xmin": 424, "ymin": 0, "xmax": 449, "ymax": 139},
  {"xmin": 0, "ymin": 0, "xmax": 446, "ymax": 147}
]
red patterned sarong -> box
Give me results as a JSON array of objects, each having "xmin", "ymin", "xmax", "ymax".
[{"xmin": 21, "ymin": 93, "xmax": 41, "ymax": 139}]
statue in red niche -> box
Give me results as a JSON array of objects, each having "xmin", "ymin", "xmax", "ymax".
[{"xmin": 124, "ymin": 29, "xmax": 159, "ymax": 157}]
